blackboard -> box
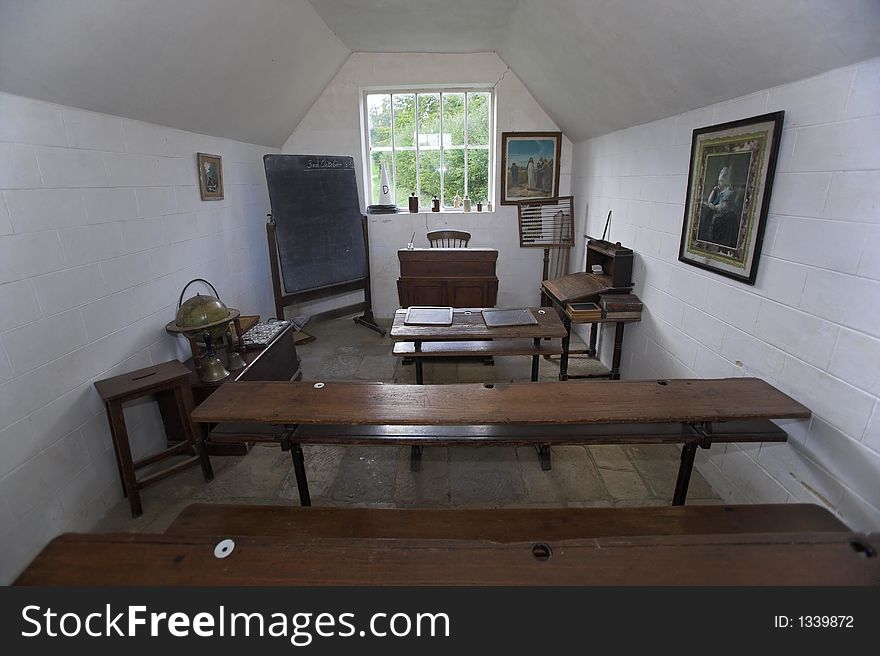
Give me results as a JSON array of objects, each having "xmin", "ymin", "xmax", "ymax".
[{"xmin": 264, "ymin": 154, "xmax": 367, "ymax": 295}]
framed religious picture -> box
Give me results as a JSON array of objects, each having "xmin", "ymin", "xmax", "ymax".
[
  {"xmin": 500, "ymin": 132, "xmax": 561, "ymax": 205},
  {"xmin": 678, "ymin": 111, "xmax": 784, "ymax": 284},
  {"xmin": 197, "ymin": 152, "xmax": 224, "ymax": 201}
]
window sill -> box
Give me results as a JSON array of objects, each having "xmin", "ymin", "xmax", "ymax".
[{"xmin": 368, "ymin": 210, "xmax": 497, "ymax": 215}]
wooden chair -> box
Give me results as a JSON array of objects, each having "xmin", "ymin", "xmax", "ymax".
[{"xmin": 427, "ymin": 229, "xmax": 471, "ymax": 248}]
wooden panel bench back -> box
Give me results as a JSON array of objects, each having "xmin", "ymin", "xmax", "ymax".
[{"xmin": 191, "ymin": 378, "xmax": 811, "ymax": 426}]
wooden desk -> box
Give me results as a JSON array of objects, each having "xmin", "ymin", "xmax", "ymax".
[
  {"xmin": 390, "ymin": 307, "xmax": 567, "ymax": 383},
  {"xmin": 397, "ymin": 248, "xmax": 498, "ymax": 307},
  {"xmin": 191, "ymin": 378, "xmax": 810, "ymax": 506},
  {"xmin": 18, "ymin": 504, "xmax": 877, "ymax": 586},
  {"xmin": 541, "ymin": 272, "xmax": 635, "ymax": 380}
]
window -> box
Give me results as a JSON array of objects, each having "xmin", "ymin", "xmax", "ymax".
[{"xmin": 363, "ymin": 89, "xmax": 493, "ymax": 210}]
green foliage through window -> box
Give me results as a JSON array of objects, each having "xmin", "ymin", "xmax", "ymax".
[{"xmin": 366, "ymin": 90, "xmax": 492, "ymax": 208}]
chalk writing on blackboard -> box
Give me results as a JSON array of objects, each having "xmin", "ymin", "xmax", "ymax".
[{"xmin": 305, "ymin": 158, "xmax": 354, "ymax": 170}]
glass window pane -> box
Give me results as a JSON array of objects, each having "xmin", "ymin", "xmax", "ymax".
[
  {"xmin": 395, "ymin": 150, "xmax": 417, "ymax": 208},
  {"xmin": 442, "ymin": 149, "xmax": 465, "ymax": 207},
  {"xmin": 417, "ymin": 93, "xmax": 441, "ymax": 149},
  {"xmin": 418, "ymin": 150, "xmax": 440, "ymax": 209},
  {"xmin": 367, "ymin": 94, "xmax": 392, "ymax": 148},
  {"xmin": 442, "ymin": 93, "xmax": 465, "ymax": 148},
  {"xmin": 392, "ymin": 94, "xmax": 415, "ymax": 148},
  {"xmin": 467, "ymin": 92, "xmax": 490, "ymax": 146},
  {"xmin": 467, "ymin": 148, "xmax": 489, "ymax": 205},
  {"xmin": 370, "ymin": 150, "xmax": 394, "ymax": 205}
]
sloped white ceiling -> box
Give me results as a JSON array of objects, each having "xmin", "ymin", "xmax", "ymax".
[
  {"xmin": 1, "ymin": 1, "xmax": 879, "ymax": 146},
  {"xmin": 309, "ymin": 0, "xmax": 518, "ymax": 52},
  {"xmin": 497, "ymin": 0, "xmax": 880, "ymax": 141},
  {"xmin": 311, "ymin": 0, "xmax": 880, "ymax": 142},
  {"xmin": 0, "ymin": 0, "xmax": 350, "ymax": 146}
]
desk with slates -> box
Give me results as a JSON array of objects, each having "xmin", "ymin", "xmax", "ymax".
[
  {"xmin": 390, "ymin": 307, "xmax": 567, "ymax": 384},
  {"xmin": 541, "ymin": 272, "xmax": 637, "ymax": 380}
]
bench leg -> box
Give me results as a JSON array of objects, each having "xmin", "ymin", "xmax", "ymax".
[
  {"xmin": 531, "ymin": 338, "xmax": 540, "ymax": 381},
  {"xmin": 673, "ymin": 444, "xmax": 697, "ymax": 505},
  {"xmin": 415, "ymin": 359, "xmax": 423, "ymax": 384},
  {"xmin": 588, "ymin": 323, "xmax": 599, "ymax": 357},
  {"xmin": 560, "ymin": 315, "xmax": 572, "ymax": 381},
  {"xmin": 173, "ymin": 384, "xmax": 213, "ymax": 482},
  {"xmin": 290, "ymin": 443, "xmax": 311, "ymax": 506},
  {"xmin": 410, "ymin": 445, "xmax": 423, "ymax": 472},
  {"xmin": 535, "ymin": 445, "xmax": 552, "ymax": 471}
]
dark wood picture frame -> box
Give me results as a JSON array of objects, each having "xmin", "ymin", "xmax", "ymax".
[
  {"xmin": 500, "ymin": 131, "xmax": 561, "ymax": 205},
  {"xmin": 678, "ymin": 111, "xmax": 784, "ymax": 285},
  {"xmin": 197, "ymin": 152, "xmax": 224, "ymax": 201}
]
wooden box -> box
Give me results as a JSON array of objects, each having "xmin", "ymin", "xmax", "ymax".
[{"xmin": 586, "ymin": 239, "xmax": 633, "ymax": 289}]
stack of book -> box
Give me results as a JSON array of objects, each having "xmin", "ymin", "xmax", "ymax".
[
  {"xmin": 600, "ymin": 293, "xmax": 643, "ymax": 320},
  {"xmin": 565, "ymin": 301, "xmax": 603, "ymax": 323}
]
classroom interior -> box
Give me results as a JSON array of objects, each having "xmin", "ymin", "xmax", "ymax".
[{"xmin": 1, "ymin": 0, "xmax": 879, "ymax": 584}]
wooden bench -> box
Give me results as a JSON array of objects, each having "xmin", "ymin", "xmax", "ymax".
[
  {"xmin": 192, "ymin": 378, "xmax": 810, "ymax": 507},
  {"xmin": 392, "ymin": 339, "xmax": 564, "ymax": 359},
  {"xmin": 16, "ymin": 503, "xmax": 878, "ymax": 586},
  {"xmin": 392, "ymin": 339, "xmax": 564, "ymax": 383},
  {"xmin": 165, "ymin": 503, "xmax": 849, "ymax": 540}
]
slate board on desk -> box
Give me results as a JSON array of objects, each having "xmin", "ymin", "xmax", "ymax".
[
  {"xmin": 404, "ymin": 306, "xmax": 454, "ymax": 326},
  {"xmin": 264, "ymin": 155, "xmax": 367, "ymax": 295},
  {"xmin": 482, "ymin": 308, "xmax": 538, "ymax": 327}
]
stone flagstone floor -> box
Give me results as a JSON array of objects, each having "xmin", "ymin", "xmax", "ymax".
[{"xmin": 97, "ymin": 315, "xmax": 720, "ymax": 533}]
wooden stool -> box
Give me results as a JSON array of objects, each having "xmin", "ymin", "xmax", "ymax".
[{"xmin": 94, "ymin": 361, "xmax": 214, "ymax": 517}]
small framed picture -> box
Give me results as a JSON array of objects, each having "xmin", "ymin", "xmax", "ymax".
[
  {"xmin": 678, "ymin": 111, "xmax": 784, "ymax": 284},
  {"xmin": 197, "ymin": 153, "xmax": 223, "ymax": 201},
  {"xmin": 500, "ymin": 132, "xmax": 561, "ymax": 205}
]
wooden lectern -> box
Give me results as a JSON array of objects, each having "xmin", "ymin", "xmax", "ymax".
[{"xmin": 397, "ymin": 248, "xmax": 498, "ymax": 308}]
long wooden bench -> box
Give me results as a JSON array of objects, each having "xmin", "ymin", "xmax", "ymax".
[
  {"xmin": 165, "ymin": 503, "xmax": 849, "ymax": 540},
  {"xmin": 392, "ymin": 339, "xmax": 564, "ymax": 383},
  {"xmin": 393, "ymin": 339, "xmax": 564, "ymax": 357},
  {"xmin": 16, "ymin": 504, "xmax": 877, "ymax": 586},
  {"xmin": 192, "ymin": 378, "xmax": 810, "ymax": 507}
]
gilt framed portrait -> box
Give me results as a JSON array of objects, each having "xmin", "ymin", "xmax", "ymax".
[
  {"xmin": 678, "ymin": 112, "xmax": 784, "ymax": 284},
  {"xmin": 500, "ymin": 132, "xmax": 561, "ymax": 205},
  {"xmin": 197, "ymin": 152, "xmax": 224, "ymax": 201}
]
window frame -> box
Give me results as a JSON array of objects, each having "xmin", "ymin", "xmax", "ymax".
[{"xmin": 360, "ymin": 85, "xmax": 495, "ymax": 211}]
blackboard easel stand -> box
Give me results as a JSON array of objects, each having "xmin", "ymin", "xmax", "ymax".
[{"xmin": 267, "ymin": 216, "xmax": 386, "ymax": 336}]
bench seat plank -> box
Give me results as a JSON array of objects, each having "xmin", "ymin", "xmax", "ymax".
[
  {"xmin": 392, "ymin": 339, "xmax": 563, "ymax": 357},
  {"xmin": 165, "ymin": 503, "xmax": 849, "ymax": 540},
  {"xmin": 16, "ymin": 531, "xmax": 878, "ymax": 586},
  {"xmin": 191, "ymin": 378, "xmax": 810, "ymax": 426}
]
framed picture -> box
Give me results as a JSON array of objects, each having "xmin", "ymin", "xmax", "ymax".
[
  {"xmin": 197, "ymin": 152, "xmax": 223, "ymax": 201},
  {"xmin": 678, "ymin": 111, "xmax": 784, "ymax": 284},
  {"xmin": 500, "ymin": 132, "xmax": 561, "ymax": 205}
]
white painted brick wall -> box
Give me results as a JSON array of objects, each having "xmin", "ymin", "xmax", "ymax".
[
  {"xmin": 0, "ymin": 92, "xmax": 277, "ymax": 582},
  {"xmin": 281, "ymin": 52, "xmax": 573, "ymax": 318},
  {"xmin": 571, "ymin": 57, "xmax": 880, "ymax": 531}
]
